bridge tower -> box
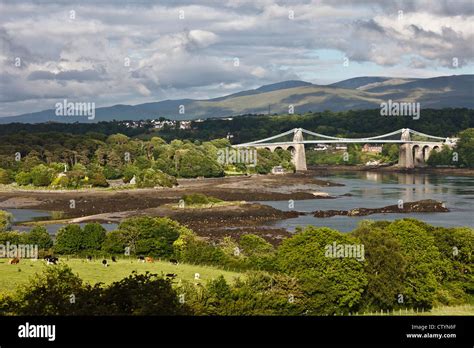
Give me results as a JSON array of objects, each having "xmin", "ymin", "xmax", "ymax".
[
  {"xmin": 398, "ymin": 128, "xmax": 414, "ymax": 169},
  {"xmin": 292, "ymin": 128, "xmax": 307, "ymax": 171}
]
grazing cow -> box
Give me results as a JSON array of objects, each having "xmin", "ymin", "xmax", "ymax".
[
  {"xmin": 8, "ymin": 257, "xmax": 20, "ymax": 265},
  {"xmin": 87, "ymin": 255, "xmax": 92, "ymax": 262},
  {"xmin": 145, "ymin": 257, "xmax": 154, "ymax": 263},
  {"xmin": 165, "ymin": 273, "xmax": 177, "ymax": 279},
  {"xmin": 137, "ymin": 256, "xmax": 145, "ymax": 263},
  {"xmin": 169, "ymin": 259, "xmax": 179, "ymax": 265},
  {"xmin": 102, "ymin": 259, "xmax": 108, "ymax": 267},
  {"xmin": 45, "ymin": 257, "xmax": 58, "ymax": 265},
  {"xmin": 111, "ymin": 256, "xmax": 117, "ymax": 262}
]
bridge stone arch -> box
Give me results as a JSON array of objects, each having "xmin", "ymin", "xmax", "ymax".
[{"xmin": 234, "ymin": 127, "xmax": 454, "ymax": 171}]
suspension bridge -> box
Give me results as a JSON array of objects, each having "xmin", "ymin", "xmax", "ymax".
[{"xmin": 234, "ymin": 128, "xmax": 457, "ymax": 170}]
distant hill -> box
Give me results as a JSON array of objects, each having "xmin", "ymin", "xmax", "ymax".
[{"xmin": 1, "ymin": 74, "xmax": 472, "ymax": 124}]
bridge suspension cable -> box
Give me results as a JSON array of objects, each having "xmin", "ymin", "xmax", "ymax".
[
  {"xmin": 237, "ymin": 128, "xmax": 297, "ymax": 146},
  {"xmin": 408, "ymin": 129, "xmax": 446, "ymax": 141},
  {"xmin": 300, "ymin": 129, "xmax": 343, "ymax": 140}
]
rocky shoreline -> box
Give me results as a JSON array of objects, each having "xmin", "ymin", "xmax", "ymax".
[{"xmin": 313, "ymin": 199, "xmax": 449, "ymax": 218}]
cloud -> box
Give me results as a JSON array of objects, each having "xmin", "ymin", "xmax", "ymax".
[{"xmin": 0, "ymin": 0, "xmax": 473, "ymax": 117}]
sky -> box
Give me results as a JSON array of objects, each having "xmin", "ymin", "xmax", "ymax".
[{"xmin": 0, "ymin": 0, "xmax": 473, "ymax": 117}]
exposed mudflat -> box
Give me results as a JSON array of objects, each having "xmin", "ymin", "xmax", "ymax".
[{"xmin": 0, "ymin": 172, "xmax": 330, "ymax": 244}]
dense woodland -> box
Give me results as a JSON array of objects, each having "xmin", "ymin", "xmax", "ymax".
[{"xmin": 0, "ymin": 108, "xmax": 473, "ymax": 188}]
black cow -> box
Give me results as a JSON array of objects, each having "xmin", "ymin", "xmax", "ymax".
[
  {"xmin": 166, "ymin": 273, "xmax": 177, "ymax": 279},
  {"xmin": 138, "ymin": 256, "xmax": 145, "ymax": 263},
  {"xmin": 111, "ymin": 256, "xmax": 117, "ymax": 262},
  {"xmin": 169, "ymin": 259, "xmax": 179, "ymax": 265},
  {"xmin": 102, "ymin": 259, "xmax": 108, "ymax": 267},
  {"xmin": 87, "ymin": 255, "xmax": 92, "ymax": 262}
]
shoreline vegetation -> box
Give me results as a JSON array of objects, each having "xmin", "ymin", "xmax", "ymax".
[{"xmin": 0, "ymin": 216, "xmax": 472, "ymax": 316}]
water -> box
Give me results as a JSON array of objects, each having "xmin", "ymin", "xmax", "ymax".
[
  {"xmin": 259, "ymin": 171, "xmax": 474, "ymax": 232},
  {"xmin": 4, "ymin": 208, "xmax": 118, "ymax": 234},
  {"xmin": 4, "ymin": 208, "xmax": 53, "ymax": 223}
]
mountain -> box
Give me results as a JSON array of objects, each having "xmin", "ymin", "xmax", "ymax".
[{"xmin": 1, "ymin": 75, "xmax": 472, "ymax": 124}]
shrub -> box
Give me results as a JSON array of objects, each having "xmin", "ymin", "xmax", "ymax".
[
  {"xmin": 136, "ymin": 169, "xmax": 177, "ymax": 188},
  {"xmin": 182, "ymin": 193, "xmax": 222, "ymax": 206},
  {"xmin": 0, "ymin": 169, "xmax": 11, "ymax": 184},
  {"xmin": 88, "ymin": 172, "xmax": 109, "ymax": 187},
  {"xmin": 0, "ymin": 210, "xmax": 13, "ymax": 232},
  {"xmin": 30, "ymin": 164, "xmax": 55, "ymax": 186},
  {"xmin": 15, "ymin": 171, "xmax": 32, "ymax": 186}
]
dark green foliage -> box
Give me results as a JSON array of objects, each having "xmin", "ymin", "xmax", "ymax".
[
  {"xmin": 456, "ymin": 128, "xmax": 474, "ymax": 167},
  {"xmin": 54, "ymin": 225, "xmax": 84, "ymax": 254},
  {"xmin": 386, "ymin": 220, "xmax": 442, "ymax": 309},
  {"xmin": 136, "ymin": 168, "xmax": 177, "ymax": 188},
  {"xmin": 88, "ymin": 171, "xmax": 109, "ymax": 187},
  {"xmin": 30, "ymin": 164, "xmax": 55, "ymax": 186},
  {"xmin": 0, "ymin": 169, "xmax": 11, "ymax": 184},
  {"xmin": 182, "ymin": 193, "xmax": 222, "ymax": 205},
  {"xmin": 352, "ymin": 222, "xmax": 406, "ymax": 311},
  {"xmin": 178, "ymin": 273, "xmax": 304, "ymax": 315},
  {"xmin": 82, "ymin": 223, "xmax": 107, "ymax": 251},
  {"xmin": 426, "ymin": 145, "xmax": 455, "ymax": 166},
  {"xmin": 15, "ymin": 171, "xmax": 32, "ymax": 186},
  {"xmin": 0, "ymin": 265, "xmax": 189, "ymax": 315},
  {"xmin": 0, "ymin": 210, "xmax": 13, "ymax": 232},
  {"xmin": 55, "ymin": 223, "xmax": 106, "ymax": 254},
  {"xmin": 24, "ymin": 226, "xmax": 53, "ymax": 250},
  {"xmin": 102, "ymin": 230, "xmax": 126, "ymax": 254},
  {"xmin": 276, "ymin": 226, "xmax": 367, "ymax": 314},
  {"xmin": 116, "ymin": 217, "xmax": 187, "ymax": 257}
]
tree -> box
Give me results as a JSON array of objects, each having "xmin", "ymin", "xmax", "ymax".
[
  {"xmin": 30, "ymin": 164, "xmax": 55, "ymax": 186},
  {"xmin": 0, "ymin": 210, "xmax": 13, "ymax": 232},
  {"xmin": 15, "ymin": 171, "xmax": 32, "ymax": 186},
  {"xmin": 117, "ymin": 217, "xmax": 189, "ymax": 257},
  {"xmin": 82, "ymin": 223, "xmax": 107, "ymax": 251},
  {"xmin": 352, "ymin": 221, "xmax": 406, "ymax": 310},
  {"xmin": 102, "ymin": 230, "xmax": 127, "ymax": 254},
  {"xmin": 54, "ymin": 224, "xmax": 84, "ymax": 254},
  {"xmin": 276, "ymin": 226, "xmax": 367, "ymax": 315},
  {"xmin": 0, "ymin": 168, "xmax": 11, "ymax": 184},
  {"xmin": 456, "ymin": 128, "xmax": 474, "ymax": 167},
  {"xmin": 136, "ymin": 168, "xmax": 177, "ymax": 188},
  {"xmin": 387, "ymin": 219, "xmax": 443, "ymax": 309},
  {"xmin": 24, "ymin": 226, "xmax": 53, "ymax": 250},
  {"xmin": 426, "ymin": 145, "xmax": 454, "ymax": 166}
]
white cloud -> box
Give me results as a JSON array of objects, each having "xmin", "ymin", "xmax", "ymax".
[{"xmin": 0, "ymin": 0, "xmax": 473, "ymax": 117}]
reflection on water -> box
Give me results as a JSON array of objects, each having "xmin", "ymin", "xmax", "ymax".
[{"xmin": 260, "ymin": 171, "xmax": 474, "ymax": 232}]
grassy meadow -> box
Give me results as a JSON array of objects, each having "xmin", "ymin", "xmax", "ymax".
[{"xmin": 0, "ymin": 257, "xmax": 242, "ymax": 294}]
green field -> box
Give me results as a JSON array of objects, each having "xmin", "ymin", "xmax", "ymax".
[{"xmin": 0, "ymin": 258, "xmax": 242, "ymax": 294}]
